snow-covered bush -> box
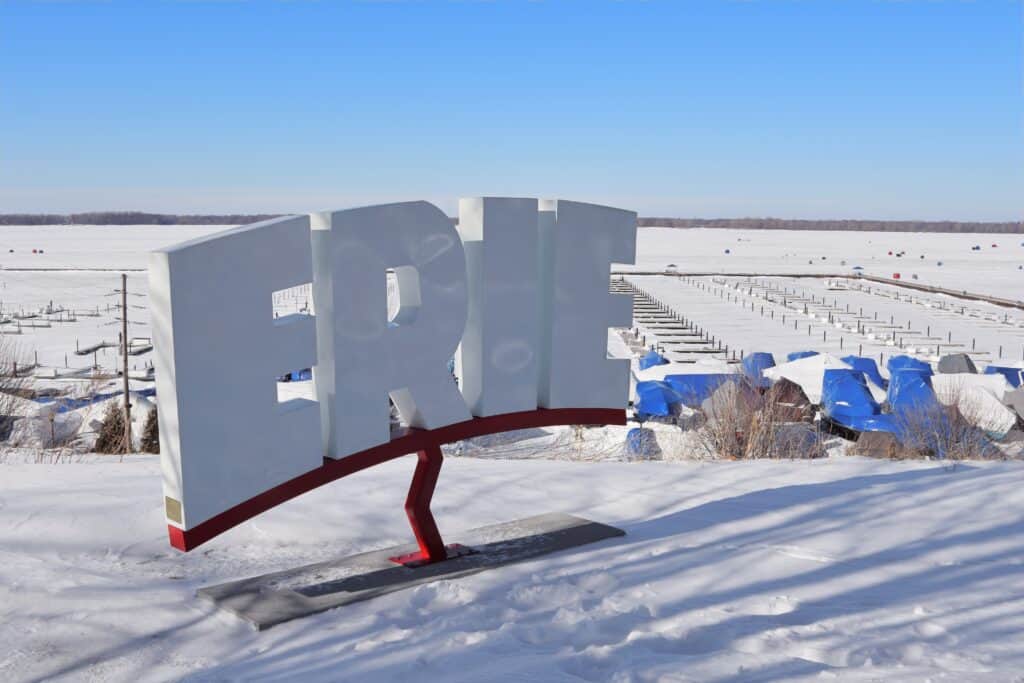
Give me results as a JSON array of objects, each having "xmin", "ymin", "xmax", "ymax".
[
  {"xmin": 893, "ymin": 400, "xmax": 1003, "ymax": 461},
  {"xmin": 696, "ymin": 378, "xmax": 824, "ymax": 459},
  {"xmin": 8, "ymin": 409, "xmax": 84, "ymax": 450},
  {"xmin": 0, "ymin": 336, "xmax": 30, "ymax": 441}
]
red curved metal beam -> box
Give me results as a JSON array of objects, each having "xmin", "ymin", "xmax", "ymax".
[{"xmin": 167, "ymin": 407, "xmax": 626, "ymax": 553}]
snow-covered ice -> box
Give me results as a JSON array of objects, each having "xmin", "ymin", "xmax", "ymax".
[
  {"xmin": 630, "ymin": 227, "xmax": 1024, "ymax": 301},
  {"xmin": 2, "ymin": 455, "xmax": 1024, "ymax": 682},
  {"xmin": 625, "ymin": 274, "xmax": 1024, "ymax": 369},
  {"xmin": 3, "ymin": 225, "xmax": 1023, "ymax": 379}
]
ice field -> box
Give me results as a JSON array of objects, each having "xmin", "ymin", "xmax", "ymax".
[
  {"xmin": 630, "ymin": 228, "xmax": 1024, "ymax": 301},
  {"xmin": 2, "ymin": 223, "xmax": 1024, "ymax": 682},
  {"xmin": 3, "ymin": 224, "xmax": 1022, "ymax": 387},
  {"xmin": 625, "ymin": 274, "xmax": 1024, "ymax": 368},
  {"xmin": 0, "ymin": 225, "xmax": 224, "ymax": 377}
]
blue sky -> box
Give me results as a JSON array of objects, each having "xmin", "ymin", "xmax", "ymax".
[{"xmin": 1, "ymin": 1, "xmax": 1021, "ymax": 220}]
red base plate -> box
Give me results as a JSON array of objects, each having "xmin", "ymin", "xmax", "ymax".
[{"xmin": 388, "ymin": 543, "xmax": 476, "ymax": 568}]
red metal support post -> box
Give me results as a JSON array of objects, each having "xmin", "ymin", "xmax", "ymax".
[{"xmin": 397, "ymin": 444, "xmax": 448, "ymax": 565}]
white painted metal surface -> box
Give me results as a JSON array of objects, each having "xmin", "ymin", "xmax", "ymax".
[
  {"xmin": 538, "ymin": 200, "xmax": 637, "ymax": 409},
  {"xmin": 311, "ymin": 202, "xmax": 471, "ymax": 459},
  {"xmin": 456, "ymin": 197, "xmax": 541, "ymax": 416},
  {"xmin": 150, "ymin": 216, "xmax": 321, "ymax": 529}
]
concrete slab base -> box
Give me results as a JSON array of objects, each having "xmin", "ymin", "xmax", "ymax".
[{"xmin": 197, "ymin": 512, "xmax": 625, "ymax": 630}]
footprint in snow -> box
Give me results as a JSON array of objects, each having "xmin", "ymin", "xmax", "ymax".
[
  {"xmin": 725, "ymin": 595, "xmax": 800, "ymax": 616},
  {"xmin": 915, "ymin": 620, "xmax": 957, "ymax": 645},
  {"xmin": 407, "ymin": 581, "xmax": 476, "ymax": 610}
]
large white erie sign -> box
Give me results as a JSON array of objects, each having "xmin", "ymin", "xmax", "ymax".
[{"xmin": 151, "ymin": 198, "xmax": 636, "ymax": 531}]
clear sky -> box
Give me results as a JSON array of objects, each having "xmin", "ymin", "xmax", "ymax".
[{"xmin": 1, "ymin": 0, "xmax": 1021, "ymax": 221}]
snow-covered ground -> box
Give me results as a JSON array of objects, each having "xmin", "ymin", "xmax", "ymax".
[
  {"xmin": 3, "ymin": 455, "xmax": 1024, "ymax": 682},
  {"xmin": 4, "ymin": 223, "xmax": 1024, "ymax": 681}
]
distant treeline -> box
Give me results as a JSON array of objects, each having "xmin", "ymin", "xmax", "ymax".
[
  {"xmin": 1, "ymin": 212, "xmax": 1020, "ymax": 233},
  {"xmin": 638, "ymin": 217, "xmax": 1023, "ymax": 233},
  {"xmin": 0, "ymin": 212, "xmax": 282, "ymax": 226}
]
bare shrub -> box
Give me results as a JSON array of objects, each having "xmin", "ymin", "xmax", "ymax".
[
  {"xmin": 893, "ymin": 400, "xmax": 1002, "ymax": 460},
  {"xmin": 851, "ymin": 431, "xmax": 901, "ymax": 459},
  {"xmin": 883, "ymin": 377, "xmax": 1010, "ymax": 460},
  {"xmin": 696, "ymin": 378, "xmax": 824, "ymax": 459},
  {"xmin": 0, "ymin": 336, "xmax": 30, "ymax": 441},
  {"xmin": 0, "ymin": 446, "xmax": 87, "ymax": 465},
  {"xmin": 94, "ymin": 400, "xmax": 128, "ymax": 454},
  {"xmin": 140, "ymin": 406, "xmax": 159, "ymax": 454},
  {"xmin": 851, "ymin": 379, "xmax": 1008, "ymax": 461},
  {"xmin": 45, "ymin": 409, "xmax": 86, "ymax": 450}
]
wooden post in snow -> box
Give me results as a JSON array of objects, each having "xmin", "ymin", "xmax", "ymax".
[{"xmin": 121, "ymin": 273, "xmax": 132, "ymax": 453}]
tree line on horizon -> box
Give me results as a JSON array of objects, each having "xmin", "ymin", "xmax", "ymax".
[
  {"xmin": 0, "ymin": 211, "xmax": 1019, "ymax": 233},
  {"xmin": 0, "ymin": 211, "xmax": 281, "ymax": 226},
  {"xmin": 638, "ymin": 217, "xmax": 1022, "ymax": 233}
]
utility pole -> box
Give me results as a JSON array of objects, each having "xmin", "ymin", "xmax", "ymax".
[{"xmin": 121, "ymin": 273, "xmax": 132, "ymax": 453}]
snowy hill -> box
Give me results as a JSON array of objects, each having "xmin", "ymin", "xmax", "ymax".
[{"xmin": 2, "ymin": 455, "xmax": 1023, "ymax": 681}]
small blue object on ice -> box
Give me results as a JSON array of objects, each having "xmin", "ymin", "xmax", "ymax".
[
  {"xmin": 634, "ymin": 380, "xmax": 684, "ymax": 418},
  {"xmin": 887, "ymin": 369, "xmax": 939, "ymax": 414},
  {"xmin": 625, "ymin": 428, "xmax": 661, "ymax": 458},
  {"xmin": 787, "ymin": 350, "xmax": 819, "ymax": 362},
  {"xmin": 821, "ymin": 369, "xmax": 902, "ymax": 435},
  {"xmin": 663, "ymin": 374, "xmax": 736, "ymax": 408},
  {"xmin": 279, "ymin": 368, "xmax": 313, "ymax": 382},
  {"xmin": 822, "ymin": 369, "xmax": 880, "ymax": 419},
  {"xmin": 741, "ymin": 352, "xmax": 775, "ymax": 388},
  {"xmin": 984, "ymin": 366, "xmax": 1023, "ymax": 388},
  {"xmin": 638, "ymin": 349, "xmax": 669, "ymax": 370},
  {"xmin": 841, "ymin": 355, "xmax": 888, "ymax": 389},
  {"xmin": 886, "ymin": 355, "xmax": 932, "ymax": 376},
  {"xmin": 33, "ymin": 388, "xmax": 157, "ymax": 414}
]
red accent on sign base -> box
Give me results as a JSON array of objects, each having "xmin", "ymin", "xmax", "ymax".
[
  {"xmin": 389, "ymin": 543, "xmax": 475, "ymax": 568},
  {"xmin": 167, "ymin": 407, "xmax": 626, "ymax": 559}
]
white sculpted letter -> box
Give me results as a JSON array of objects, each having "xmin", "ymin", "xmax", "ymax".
[
  {"xmin": 537, "ymin": 200, "xmax": 637, "ymax": 409},
  {"xmin": 312, "ymin": 202, "xmax": 471, "ymax": 459},
  {"xmin": 151, "ymin": 216, "xmax": 321, "ymax": 530},
  {"xmin": 456, "ymin": 197, "xmax": 540, "ymax": 416}
]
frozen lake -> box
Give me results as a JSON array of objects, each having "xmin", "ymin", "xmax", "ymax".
[
  {"xmin": 2, "ymin": 223, "xmax": 1021, "ymax": 381},
  {"xmin": 631, "ymin": 227, "xmax": 1024, "ymax": 301}
]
